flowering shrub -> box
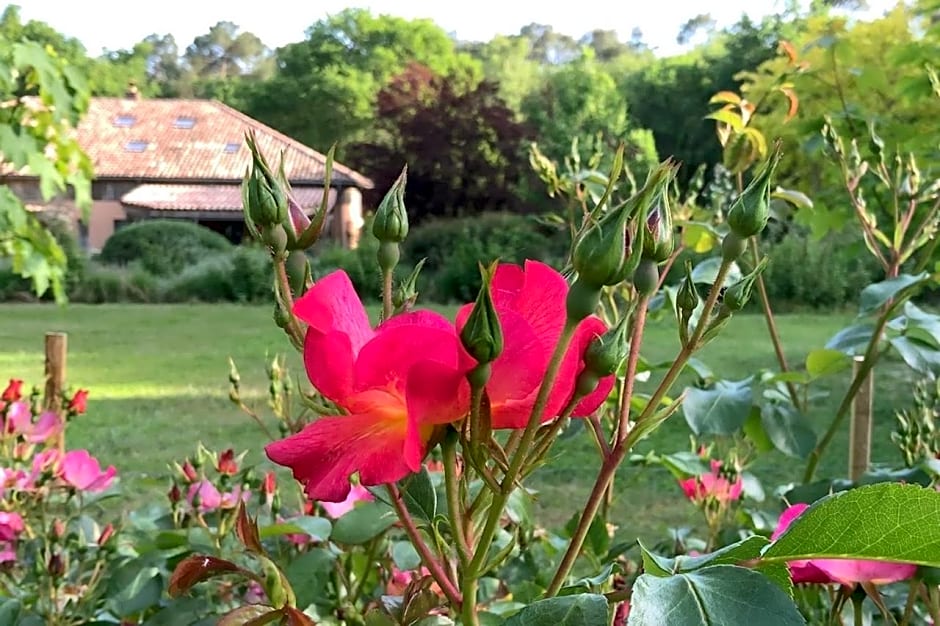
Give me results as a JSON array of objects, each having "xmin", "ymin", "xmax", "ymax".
[{"xmin": 161, "ymin": 114, "xmax": 940, "ymax": 626}]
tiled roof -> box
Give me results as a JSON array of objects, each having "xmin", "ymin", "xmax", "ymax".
[
  {"xmin": 121, "ymin": 184, "xmax": 337, "ymax": 213},
  {"xmin": 73, "ymin": 97, "xmax": 373, "ymax": 188}
]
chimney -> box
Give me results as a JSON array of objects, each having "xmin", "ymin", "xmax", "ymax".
[{"xmin": 125, "ymin": 81, "xmax": 141, "ymax": 100}]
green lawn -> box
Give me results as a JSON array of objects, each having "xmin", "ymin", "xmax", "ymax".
[{"xmin": 0, "ymin": 304, "xmax": 919, "ymax": 543}]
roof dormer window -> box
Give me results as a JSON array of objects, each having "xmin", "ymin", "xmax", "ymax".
[
  {"xmin": 124, "ymin": 140, "xmax": 149, "ymax": 153},
  {"xmin": 174, "ymin": 116, "xmax": 196, "ymax": 129},
  {"xmin": 113, "ymin": 115, "xmax": 136, "ymax": 128},
  {"xmin": 223, "ymin": 142, "xmax": 240, "ymax": 153}
]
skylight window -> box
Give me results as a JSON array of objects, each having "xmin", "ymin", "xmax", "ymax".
[
  {"xmin": 223, "ymin": 142, "xmax": 240, "ymax": 153},
  {"xmin": 113, "ymin": 115, "xmax": 136, "ymax": 128},
  {"xmin": 124, "ymin": 140, "xmax": 149, "ymax": 153},
  {"xmin": 174, "ymin": 116, "xmax": 197, "ymax": 129}
]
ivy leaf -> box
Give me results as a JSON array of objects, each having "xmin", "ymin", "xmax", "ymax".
[
  {"xmin": 628, "ymin": 565, "xmax": 804, "ymax": 626},
  {"xmin": 764, "ymin": 483, "xmax": 940, "ymax": 566}
]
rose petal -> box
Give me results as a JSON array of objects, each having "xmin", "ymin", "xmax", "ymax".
[
  {"xmin": 266, "ymin": 407, "xmax": 412, "ymax": 503},
  {"xmin": 569, "ymin": 316, "xmax": 614, "ymax": 416},
  {"xmin": 354, "ymin": 320, "xmax": 462, "ymax": 393},
  {"xmin": 294, "ymin": 270, "xmax": 373, "ymax": 353},
  {"xmin": 303, "ymin": 329, "xmax": 357, "ymax": 404}
]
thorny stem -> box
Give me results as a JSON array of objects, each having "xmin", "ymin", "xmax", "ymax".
[
  {"xmin": 749, "ymin": 237, "xmax": 802, "ymax": 410},
  {"xmin": 274, "ymin": 260, "xmax": 305, "ymax": 350},
  {"xmin": 443, "ymin": 434, "xmax": 470, "ymax": 569},
  {"xmin": 899, "ymin": 578, "xmax": 919, "ymax": 626},
  {"xmin": 614, "ymin": 295, "xmax": 649, "ymax": 445},
  {"xmin": 547, "ymin": 264, "xmax": 732, "ymax": 595},
  {"xmin": 385, "ymin": 484, "xmax": 462, "ymax": 608},
  {"xmin": 464, "ymin": 321, "xmax": 578, "ymax": 612},
  {"xmin": 382, "ymin": 268, "xmax": 394, "ymax": 321}
]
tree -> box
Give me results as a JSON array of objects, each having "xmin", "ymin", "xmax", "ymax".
[
  {"xmin": 517, "ymin": 23, "xmax": 581, "ymax": 64},
  {"xmin": 461, "ymin": 34, "xmax": 542, "ymax": 111},
  {"xmin": 579, "ymin": 29, "xmax": 629, "ymax": 62},
  {"xmin": 0, "ymin": 34, "xmax": 93, "ymax": 301},
  {"xmin": 521, "ymin": 50, "xmax": 658, "ymax": 174},
  {"xmin": 348, "ymin": 63, "xmax": 532, "ymax": 222},
  {"xmin": 184, "ymin": 21, "xmax": 271, "ymax": 80},
  {"xmin": 241, "ymin": 9, "xmax": 481, "ymax": 153}
]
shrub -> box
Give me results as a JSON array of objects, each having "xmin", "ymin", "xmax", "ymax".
[
  {"xmin": 69, "ymin": 263, "xmax": 159, "ymax": 303},
  {"xmin": 159, "ymin": 246, "xmax": 272, "ymax": 303},
  {"xmin": 403, "ymin": 212, "xmax": 567, "ymax": 302},
  {"xmin": 98, "ymin": 220, "xmax": 232, "ymax": 276},
  {"xmin": 762, "ymin": 228, "xmax": 881, "ymax": 310}
]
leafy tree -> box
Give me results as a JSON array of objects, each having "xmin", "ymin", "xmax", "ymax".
[
  {"xmin": 521, "ymin": 50, "xmax": 658, "ymax": 174},
  {"xmin": 517, "ymin": 23, "xmax": 581, "ymax": 64},
  {"xmin": 461, "ymin": 35, "xmax": 542, "ymax": 112},
  {"xmin": 348, "ymin": 63, "xmax": 532, "ymax": 222},
  {"xmin": 184, "ymin": 21, "xmax": 272, "ymax": 80},
  {"xmin": 0, "ymin": 34, "xmax": 93, "ymax": 301},
  {"xmin": 241, "ymin": 9, "xmax": 481, "ymax": 152}
]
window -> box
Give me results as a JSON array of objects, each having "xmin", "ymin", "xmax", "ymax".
[
  {"xmin": 174, "ymin": 116, "xmax": 196, "ymax": 129},
  {"xmin": 223, "ymin": 142, "xmax": 240, "ymax": 153},
  {"xmin": 124, "ymin": 140, "xmax": 149, "ymax": 153},
  {"xmin": 113, "ymin": 115, "xmax": 136, "ymax": 128}
]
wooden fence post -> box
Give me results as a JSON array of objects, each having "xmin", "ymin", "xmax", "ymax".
[
  {"xmin": 848, "ymin": 355, "xmax": 873, "ymax": 481},
  {"xmin": 44, "ymin": 332, "xmax": 67, "ymax": 412}
]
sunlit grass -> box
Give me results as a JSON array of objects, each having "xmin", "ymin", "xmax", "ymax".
[{"xmin": 0, "ymin": 303, "xmax": 918, "ymax": 543}]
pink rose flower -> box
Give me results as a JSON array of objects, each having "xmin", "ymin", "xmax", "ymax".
[
  {"xmin": 320, "ymin": 484, "xmax": 373, "ymax": 518},
  {"xmin": 61, "ymin": 450, "xmax": 116, "ymax": 493}
]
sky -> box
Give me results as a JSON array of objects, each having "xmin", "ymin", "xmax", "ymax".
[{"xmin": 12, "ymin": 0, "xmax": 899, "ymax": 57}]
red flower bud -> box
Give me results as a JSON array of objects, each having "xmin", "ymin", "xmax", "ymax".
[
  {"xmin": 2, "ymin": 379, "xmax": 23, "ymax": 402},
  {"xmin": 217, "ymin": 449, "xmax": 238, "ymax": 475},
  {"xmin": 52, "ymin": 518, "xmax": 67, "ymax": 539},
  {"xmin": 262, "ymin": 471, "xmax": 276, "ymax": 496},
  {"xmin": 97, "ymin": 523, "xmax": 115, "ymax": 546},
  {"xmin": 168, "ymin": 483, "xmax": 181, "ymax": 503},
  {"xmin": 181, "ymin": 461, "xmax": 198, "ymax": 482},
  {"xmin": 67, "ymin": 389, "xmax": 88, "ymax": 415}
]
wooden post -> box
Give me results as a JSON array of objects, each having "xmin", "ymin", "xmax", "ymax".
[
  {"xmin": 44, "ymin": 332, "xmax": 67, "ymax": 412},
  {"xmin": 848, "ymin": 355, "xmax": 873, "ymax": 481}
]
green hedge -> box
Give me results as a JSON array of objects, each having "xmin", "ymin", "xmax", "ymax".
[{"xmin": 98, "ymin": 220, "xmax": 232, "ymax": 276}]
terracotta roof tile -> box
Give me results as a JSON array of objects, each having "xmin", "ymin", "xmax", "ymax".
[
  {"xmin": 74, "ymin": 98, "xmax": 373, "ymax": 188},
  {"xmin": 121, "ymin": 184, "xmax": 336, "ymax": 213}
]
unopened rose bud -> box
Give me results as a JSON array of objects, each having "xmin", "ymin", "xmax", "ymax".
[
  {"xmin": 633, "ymin": 258, "xmax": 660, "ymax": 297},
  {"xmin": 727, "ymin": 146, "xmax": 782, "ymax": 238},
  {"xmin": 68, "ymin": 389, "xmax": 88, "ymax": 415},
  {"xmin": 168, "ymin": 483, "xmax": 181, "ymax": 503},
  {"xmin": 642, "ymin": 194, "xmax": 675, "ymax": 264},
  {"xmin": 373, "ymin": 167, "xmax": 409, "ymax": 244},
  {"xmin": 262, "ymin": 224, "xmax": 288, "ymax": 256},
  {"xmin": 217, "ymin": 449, "xmax": 238, "ymax": 476},
  {"xmin": 243, "ymin": 132, "xmax": 288, "ymax": 228},
  {"xmin": 721, "ymin": 231, "xmax": 747, "ymax": 262},
  {"xmin": 584, "ymin": 314, "xmax": 630, "ymax": 378},
  {"xmin": 181, "ymin": 461, "xmax": 198, "ymax": 483},
  {"xmin": 460, "ymin": 262, "xmax": 503, "ymax": 365},
  {"xmin": 48, "ymin": 553, "xmax": 65, "ymax": 577},
  {"xmin": 52, "ymin": 518, "xmax": 67, "ymax": 539},
  {"xmin": 286, "ymin": 195, "xmax": 311, "ymax": 241},
  {"xmin": 676, "ymin": 260, "xmax": 699, "ymax": 313},
  {"xmin": 1, "ymin": 379, "xmax": 22, "ymax": 402},
  {"xmin": 723, "ymin": 258, "xmax": 769, "ymax": 311}
]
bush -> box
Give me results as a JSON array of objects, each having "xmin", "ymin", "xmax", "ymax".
[
  {"xmin": 762, "ymin": 228, "xmax": 881, "ymax": 310},
  {"xmin": 160, "ymin": 246, "xmax": 272, "ymax": 303},
  {"xmin": 69, "ymin": 263, "xmax": 159, "ymax": 303},
  {"xmin": 98, "ymin": 220, "xmax": 232, "ymax": 276},
  {"xmin": 403, "ymin": 213, "xmax": 567, "ymax": 302}
]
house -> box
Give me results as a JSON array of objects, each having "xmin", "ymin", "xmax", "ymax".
[{"xmin": 7, "ymin": 91, "xmax": 373, "ymax": 251}]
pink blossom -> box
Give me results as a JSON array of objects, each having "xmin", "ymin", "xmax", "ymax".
[
  {"xmin": 187, "ymin": 480, "xmax": 222, "ymax": 513},
  {"xmin": 244, "ymin": 580, "xmax": 267, "ymax": 605},
  {"xmin": 220, "ymin": 486, "xmax": 251, "ymax": 510},
  {"xmin": 61, "ymin": 450, "xmax": 116, "ymax": 493},
  {"xmin": 679, "ymin": 460, "xmax": 743, "ymax": 503},
  {"xmin": 320, "ymin": 484, "xmax": 374, "ymax": 518},
  {"xmin": 455, "ymin": 261, "xmax": 615, "ymax": 428},
  {"xmin": 772, "ymin": 503, "xmax": 917, "ymax": 585},
  {"xmin": 386, "ymin": 566, "xmax": 439, "ymax": 596},
  {"xmin": 267, "ymin": 271, "xmax": 472, "ymax": 503},
  {"xmin": 0, "ymin": 512, "xmax": 24, "ymax": 542}
]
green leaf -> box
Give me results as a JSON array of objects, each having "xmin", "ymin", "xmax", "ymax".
[
  {"xmin": 284, "ymin": 548, "xmax": 336, "ymax": 609},
  {"xmin": 640, "ymin": 536, "xmax": 770, "ymax": 576},
  {"xmin": 859, "ymin": 272, "xmax": 929, "ymax": 315},
  {"xmin": 400, "ymin": 467, "xmax": 438, "ymax": 523},
  {"xmin": 743, "ymin": 408, "xmax": 775, "ymax": 452},
  {"xmin": 890, "ymin": 336, "xmax": 940, "ymax": 375},
  {"xmin": 704, "ymin": 108, "xmax": 745, "ymax": 132},
  {"xmin": 331, "ymin": 500, "xmax": 397, "ymax": 544},
  {"xmin": 260, "ymin": 516, "xmax": 331, "ymax": 541},
  {"xmin": 106, "ymin": 561, "xmax": 164, "ymax": 617},
  {"xmin": 392, "ymin": 540, "xmax": 422, "ymax": 571},
  {"xmin": 764, "ymin": 483, "xmax": 940, "ymax": 566},
  {"xmin": 560, "ymin": 562, "xmax": 620, "ymax": 595},
  {"xmin": 760, "ymin": 403, "xmax": 816, "ymax": 459},
  {"xmin": 682, "ymin": 378, "xmax": 753, "ymax": 435},
  {"xmin": 657, "ymin": 451, "xmax": 711, "ymax": 478},
  {"xmin": 628, "ymin": 565, "xmax": 805, "ymax": 626},
  {"xmin": 825, "ymin": 323, "xmax": 875, "ymax": 355},
  {"xmin": 638, "ymin": 541, "xmax": 674, "ymax": 577},
  {"xmin": 502, "ymin": 594, "xmax": 608, "ymax": 626},
  {"xmin": 805, "ymin": 348, "xmax": 851, "ymax": 378}
]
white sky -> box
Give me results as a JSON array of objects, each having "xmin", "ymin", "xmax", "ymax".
[{"xmin": 12, "ymin": 0, "xmax": 899, "ymax": 57}]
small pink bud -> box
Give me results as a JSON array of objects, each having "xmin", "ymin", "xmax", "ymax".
[
  {"xmin": 52, "ymin": 519, "xmax": 67, "ymax": 538},
  {"xmin": 217, "ymin": 449, "xmax": 238, "ymax": 475},
  {"xmin": 2, "ymin": 379, "xmax": 23, "ymax": 402},
  {"xmin": 97, "ymin": 523, "xmax": 114, "ymax": 546},
  {"xmin": 181, "ymin": 461, "xmax": 198, "ymax": 482},
  {"xmin": 67, "ymin": 389, "xmax": 88, "ymax": 415}
]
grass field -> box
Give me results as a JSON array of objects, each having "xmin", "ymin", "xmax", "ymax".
[{"xmin": 0, "ymin": 303, "xmax": 920, "ymax": 543}]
